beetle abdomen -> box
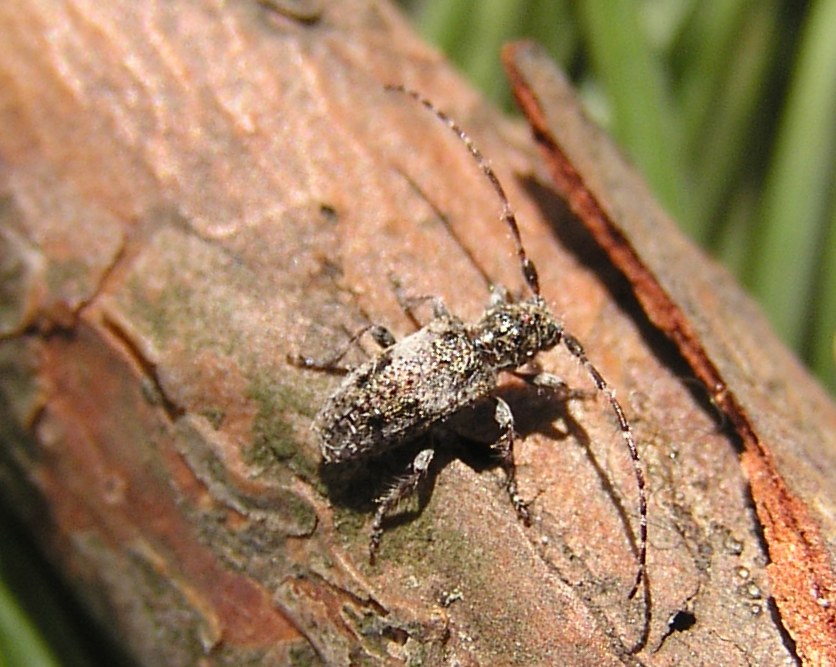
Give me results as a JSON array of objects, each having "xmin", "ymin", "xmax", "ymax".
[{"xmin": 315, "ymin": 315, "xmax": 496, "ymax": 463}]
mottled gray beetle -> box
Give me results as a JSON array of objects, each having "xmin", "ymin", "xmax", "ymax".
[{"xmin": 291, "ymin": 85, "xmax": 647, "ymax": 600}]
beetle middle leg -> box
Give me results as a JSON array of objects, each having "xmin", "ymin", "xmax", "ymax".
[
  {"xmin": 389, "ymin": 274, "xmax": 450, "ymax": 328},
  {"xmin": 489, "ymin": 379, "xmax": 588, "ymax": 525},
  {"xmin": 491, "ymin": 397, "xmax": 531, "ymax": 525},
  {"xmin": 369, "ymin": 448, "xmax": 435, "ymax": 563},
  {"xmin": 288, "ymin": 323, "xmax": 396, "ymax": 374}
]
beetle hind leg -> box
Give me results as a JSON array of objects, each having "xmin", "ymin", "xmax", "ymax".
[{"xmin": 369, "ymin": 448, "xmax": 435, "ymax": 563}]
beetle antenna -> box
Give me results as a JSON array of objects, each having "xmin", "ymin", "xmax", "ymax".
[
  {"xmin": 561, "ymin": 332, "xmax": 647, "ymax": 600},
  {"xmin": 387, "ymin": 83, "xmax": 648, "ymax": 605},
  {"xmin": 386, "ymin": 84, "xmax": 540, "ymax": 297}
]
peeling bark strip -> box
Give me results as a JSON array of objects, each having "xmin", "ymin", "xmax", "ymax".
[{"xmin": 503, "ymin": 40, "xmax": 836, "ymax": 666}]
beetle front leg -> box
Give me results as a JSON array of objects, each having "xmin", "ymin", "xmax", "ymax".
[
  {"xmin": 492, "ymin": 397, "xmax": 530, "ymax": 525},
  {"xmin": 515, "ymin": 370, "xmax": 592, "ymax": 402},
  {"xmin": 369, "ymin": 448, "xmax": 435, "ymax": 563}
]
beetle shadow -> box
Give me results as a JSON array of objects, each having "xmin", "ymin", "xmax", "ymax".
[
  {"xmin": 522, "ymin": 385, "xmax": 646, "ymax": 564},
  {"xmin": 451, "ymin": 381, "xmax": 643, "ymax": 563},
  {"xmin": 316, "ymin": 381, "xmax": 603, "ymax": 540},
  {"xmin": 446, "ymin": 382, "xmax": 580, "ymax": 467},
  {"xmin": 519, "ymin": 174, "xmax": 733, "ymax": 448}
]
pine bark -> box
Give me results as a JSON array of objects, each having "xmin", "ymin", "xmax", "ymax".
[{"xmin": 0, "ymin": 2, "xmax": 833, "ymax": 665}]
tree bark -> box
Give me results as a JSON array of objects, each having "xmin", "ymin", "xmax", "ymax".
[
  {"xmin": 0, "ymin": 2, "xmax": 833, "ymax": 666},
  {"xmin": 504, "ymin": 41, "xmax": 836, "ymax": 667}
]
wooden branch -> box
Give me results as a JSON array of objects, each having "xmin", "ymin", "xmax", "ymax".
[
  {"xmin": 504, "ymin": 41, "xmax": 836, "ymax": 667},
  {"xmin": 0, "ymin": 2, "xmax": 833, "ymax": 665}
]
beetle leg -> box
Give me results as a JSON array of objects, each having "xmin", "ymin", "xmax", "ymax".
[
  {"xmin": 515, "ymin": 371, "xmax": 592, "ymax": 401},
  {"xmin": 369, "ymin": 448, "xmax": 435, "ymax": 563},
  {"xmin": 491, "ymin": 397, "xmax": 530, "ymax": 525},
  {"xmin": 389, "ymin": 274, "xmax": 450, "ymax": 327},
  {"xmin": 488, "ymin": 283, "xmax": 512, "ymax": 306},
  {"xmin": 287, "ymin": 324, "xmax": 395, "ymax": 374}
]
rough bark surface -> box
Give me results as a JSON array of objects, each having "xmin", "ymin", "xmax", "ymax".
[
  {"xmin": 504, "ymin": 41, "xmax": 836, "ymax": 667},
  {"xmin": 0, "ymin": 2, "xmax": 833, "ymax": 666}
]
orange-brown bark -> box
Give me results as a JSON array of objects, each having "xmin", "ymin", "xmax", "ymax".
[
  {"xmin": 504, "ymin": 41, "xmax": 836, "ymax": 667},
  {"xmin": 1, "ymin": 2, "xmax": 833, "ymax": 665}
]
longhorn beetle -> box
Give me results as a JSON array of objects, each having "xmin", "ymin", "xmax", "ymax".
[{"xmin": 291, "ymin": 84, "xmax": 647, "ymax": 600}]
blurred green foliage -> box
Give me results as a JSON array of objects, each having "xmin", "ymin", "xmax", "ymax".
[
  {"xmin": 401, "ymin": 0, "xmax": 836, "ymax": 394},
  {"xmin": 0, "ymin": 507, "xmax": 110, "ymax": 667}
]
